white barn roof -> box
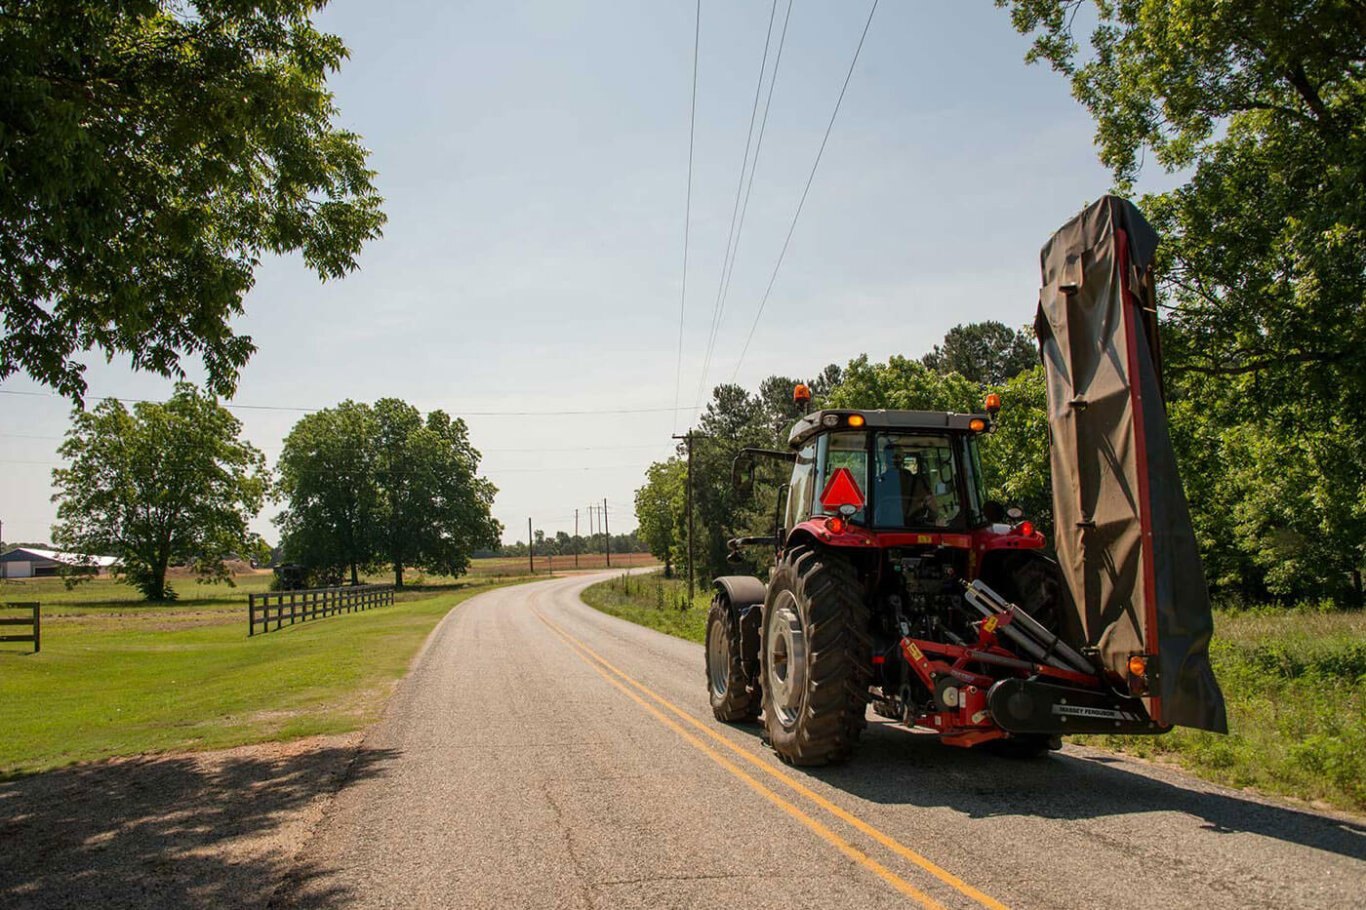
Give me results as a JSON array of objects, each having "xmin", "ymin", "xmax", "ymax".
[{"xmin": 0, "ymin": 547, "xmax": 120, "ymax": 568}]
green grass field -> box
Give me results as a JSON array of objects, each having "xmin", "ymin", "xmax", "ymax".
[
  {"xmin": 0, "ymin": 574, "xmax": 523, "ymax": 777},
  {"xmin": 581, "ymin": 572, "xmax": 1366, "ymax": 813}
]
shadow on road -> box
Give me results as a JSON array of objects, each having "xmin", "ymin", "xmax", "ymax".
[
  {"xmin": 0, "ymin": 742, "xmax": 399, "ymax": 909},
  {"xmin": 726, "ymin": 717, "xmax": 1366, "ymax": 863}
]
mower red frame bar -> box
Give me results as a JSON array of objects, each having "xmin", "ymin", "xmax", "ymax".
[{"xmin": 890, "ymin": 604, "xmax": 1106, "ymax": 747}]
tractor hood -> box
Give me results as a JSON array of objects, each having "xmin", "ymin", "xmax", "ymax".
[{"xmin": 1035, "ymin": 196, "xmax": 1227, "ymax": 733}]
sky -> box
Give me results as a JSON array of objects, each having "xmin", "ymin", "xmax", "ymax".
[{"xmin": 0, "ymin": 0, "xmax": 1173, "ymax": 546}]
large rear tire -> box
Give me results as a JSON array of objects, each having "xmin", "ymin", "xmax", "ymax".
[
  {"xmin": 706, "ymin": 595, "xmax": 760, "ymax": 722},
  {"xmin": 760, "ymin": 545, "xmax": 871, "ymax": 766}
]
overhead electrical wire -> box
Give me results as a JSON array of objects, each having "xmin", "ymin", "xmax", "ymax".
[
  {"xmin": 730, "ymin": 0, "xmax": 880, "ymax": 383},
  {"xmin": 0, "ymin": 388, "xmax": 699, "ymax": 418},
  {"xmin": 672, "ymin": 0, "xmax": 702, "ymax": 434},
  {"xmin": 708, "ymin": 0, "xmax": 794, "ymax": 379},
  {"xmin": 692, "ymin": 0, "xmax": 784, "ymax": 413}
]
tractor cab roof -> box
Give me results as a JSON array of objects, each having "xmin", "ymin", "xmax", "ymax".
[{"xmin": 787, "ymin": 409, "xmax": 990, "ymax": 449}]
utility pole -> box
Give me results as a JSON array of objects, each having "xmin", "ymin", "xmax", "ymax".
[
  {"xmin": 574, "ymin": 508, "xmax": 580, "ymax": 568},
  {"xmin": 602, "ymin": 498, "xmax": 611, "ymax": 567},
  {"xmin": 527, "ymin": 517, "xmax": 534, "ymax": 575},
  {"xmin": 672, "ymin": 431, "xmax": 698, "ymax": 601}
]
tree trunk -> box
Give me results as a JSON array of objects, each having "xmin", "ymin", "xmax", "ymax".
[
  {"xmin": 394, "ymin": 563, "xmax": 404, "ymax": 588},
  {"xmin": 350, "ymin": 561, "xmax": 359, "ymax": 587},
  {"xmin": 152, "ymin": 554, "xmax": 170, "ymax": 602}
]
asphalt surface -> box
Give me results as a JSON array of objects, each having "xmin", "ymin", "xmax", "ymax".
[{"xmin": 280, "ymin": 572, "xmax": 1366, "ymax": 910}]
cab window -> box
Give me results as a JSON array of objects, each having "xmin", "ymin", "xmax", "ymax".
[
  {"xmin": 785, "ymin": 442, "xmax": 817, "ymax": 529},
  {"xmin": 872, "ymin": 433, "xmax": 964, "ymax": 529},
  {"xmin": 814, "ymin": 432, "xmax": 868, "ymax": 523}
]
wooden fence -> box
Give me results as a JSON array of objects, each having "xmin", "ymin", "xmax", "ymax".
[
  {"xmin": 0, "ymin": 602, "xmax": 40, "ymax": 652},
  {"xmin": 249, "ymin": 585, "xmax": 394, "ymax": 636}
]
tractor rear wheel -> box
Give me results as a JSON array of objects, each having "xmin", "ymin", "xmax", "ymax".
[
  {"xmin": 760, "ymin": 545, "xmax": 871, "ymax": 766},
  {"xmin": 706, "ymin": 595, "xmax": 760, "ymax": 722}
]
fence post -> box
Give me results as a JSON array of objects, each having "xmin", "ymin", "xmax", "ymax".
[
  {"xmin": 32, "ymin": 603, "xmax": 40, "ymax": 654},
  {"xmin": 249, "ymin": 594, "xmax": 255, "ymax": 636}
]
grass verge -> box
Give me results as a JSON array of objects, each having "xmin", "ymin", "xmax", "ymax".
[
  {"xmin": 581, "ymin": 573, "xmax": 1366, "ymax": 813},
  {"xmin": 580, "ymin": 571, "xmax": 710, "ymax": 643},
  {"xmin": 0, "ymin": 577, "xmax": 522, "ymax": 777},
  {"xmin": 1075, "ymin": 608, "xmax": 1365, "ymax": 812}
]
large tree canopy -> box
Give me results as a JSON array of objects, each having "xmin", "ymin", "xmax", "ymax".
[
  {"xmin": 0, "ymin": 1, "xmax": 384, "ymax": 401},
  {"xmin": 274, "ymin": 400, "xmax": 380, "ymax": 586},
  {"xmin": 998, "ymin": 0, "xmax": 1364, "ymax": 399},
  {"xmin": 999, "ymin": 0, "xmax": 1365, "ymax": 599},
  {"xmin": 51, "ymin": 383, "xmax": 268, "ymax": 600},
  {"xmin": 920, "ymin": 321, "xmax": 1037, "ymax": 385},
  {"xmin": 275, "ymin": 399, "xmax": 502, "ymax": 587}
]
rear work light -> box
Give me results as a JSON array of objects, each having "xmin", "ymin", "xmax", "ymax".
[
  {"xmin": 1013, "ymin": 520, "xmax": 1035, "ymax": 537},
  {"xmin": 820, "ymin": 467, "xmax": 865, "ymax": 516},
  {"xmin": 826, "ymin": 516, "xmax": 847, "ymax": 534}
]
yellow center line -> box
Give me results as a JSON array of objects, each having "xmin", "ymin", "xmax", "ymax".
[
  {"xmin": 537, "ymin": 612, "xmax": 948, "ymax": 909},
  {"xmin": 535, "ymin": 608, "xmax": 1012, "ymax": 910}
]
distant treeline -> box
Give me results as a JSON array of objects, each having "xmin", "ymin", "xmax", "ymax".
[{"xmin": 490, "ymin": 530, "xmax": 647, "ymax": 560}]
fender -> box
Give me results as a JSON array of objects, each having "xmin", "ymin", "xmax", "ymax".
[
  {"xmin": 712, "ymin": 576, "xmax": 766, "ymax": 687},
  {"xmin": 712, "ymin": 575, "xmax": 767, "ymax": 610}
]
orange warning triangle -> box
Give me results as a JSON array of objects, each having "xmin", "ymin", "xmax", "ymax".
[{"xmin": 819, "ymin": 467, "xmax": 865, "ymax": 511}]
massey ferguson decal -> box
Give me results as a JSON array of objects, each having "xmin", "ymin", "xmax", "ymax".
[{"xmin": 1051, "ymin": 704, "xmax": 1143, "ymax": 722}]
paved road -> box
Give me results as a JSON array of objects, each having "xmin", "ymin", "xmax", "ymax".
[{"xmin": 280, "ymin": 572, "xmax": 1365, "ymax": 910}]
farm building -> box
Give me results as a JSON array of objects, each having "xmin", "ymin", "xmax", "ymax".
[{"xmin": 0, "ymin": 547, "xmax": 119, "ymax": 579}]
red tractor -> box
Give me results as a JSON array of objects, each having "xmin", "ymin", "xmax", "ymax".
[{"xmin": 705, "ymin": 196, "xmax": 1226, "ymax": 766}]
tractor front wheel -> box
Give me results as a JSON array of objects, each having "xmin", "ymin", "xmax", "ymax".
[
  {"xmin": 706, "ymin": 595, "xmax": 760, "ymax": 722},
  {"xmin": 760, "ymin": 545, "xmax": 870, "ymax": 766}
]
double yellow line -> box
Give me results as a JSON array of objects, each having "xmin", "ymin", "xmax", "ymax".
[{"xmin": 535, "ymin": 609, "xmax": 1011, "ymax": 910}]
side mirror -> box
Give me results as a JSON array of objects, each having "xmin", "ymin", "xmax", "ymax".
[{"xmin": 731, "ymin": 453, "xmax": 756, "ymax": 499}]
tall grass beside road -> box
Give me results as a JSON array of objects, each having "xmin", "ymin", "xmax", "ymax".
[
  {"xmin": 581, "ymin": 574, "xmax": 1365, "ymax": 814},
  {"xmin": 580, "ymin": 572, "xmax": 710, "ymax": 643},
  {"xmin": 0, "ymin": 578, "xmax": 522, "ymax": 777},
  {"xmin": 1077, "ymin": 607, "xmax": 1365, "ymax": 813}
]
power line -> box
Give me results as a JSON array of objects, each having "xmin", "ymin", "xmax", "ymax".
[
  {"xmin": 731, "ymin": 0, "xmax": 880, "ymax": 383},
  {"xmin": 0, "ymin": 389, "xmax": 700, "ymax": 418},
  {"xmin": 693, "ymin": 0, "xmax": 783, "ymax": 411},
  {"xmin": 485, "ymin": 463, "xmax": 653, "ymax": 474},
  {"xmin": 709, "ymin": 0, "xmax": 794, "ymax": 379},
  {"xmin": 672, "ymin": 0, "xmax": 702, "ymax": 435}
]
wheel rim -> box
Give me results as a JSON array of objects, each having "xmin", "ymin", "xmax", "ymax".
[
  {"xmin": 707, "ymin": 612, "xmax": 730, "ymax": 697},
  {"xmin": 766, "ymin": 591, "xmax": 807, "ymax": 729}
]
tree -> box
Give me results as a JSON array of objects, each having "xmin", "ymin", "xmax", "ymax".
[
  {"xmin": 51, "ymin": 383, "xmax": 268, "ymax": 600},
  {"xmin": 0, "ymin": 2, "xmax": 385, "ymax": 402},
  {"xmin": 920, "ymin": 321, "xmax": 1037, "ymax": 385},
  {"xmin": 999, "ymin": 0, "xmax": 1366, "ymax": 600},
  {"xmin": 371, "ymin": 400, "xmax": 501, "ymax": 587},
  {"xmin": 825, "ymin": 355, "xmax": 980, "ymax": 412},
  {"xmin": 275, "ymin": 401, "xmax": 380, "ymax": 586},
  {"xmin": 635, "ymin": 459, "xmax": 685, "ymax": 576},
  {"xmin": 978, "ymin": 367, "xmax": 1053, "ymax": 534}
]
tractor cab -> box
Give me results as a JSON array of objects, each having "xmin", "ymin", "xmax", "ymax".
[{"xmin": 784, "ymin": 408, "xmax": 995, "ymax": 536}]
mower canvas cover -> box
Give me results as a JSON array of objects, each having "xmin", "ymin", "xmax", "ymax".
[{"xmin": 1035, "ymin": 196, "xmax": 1227, "ymax": 733}]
